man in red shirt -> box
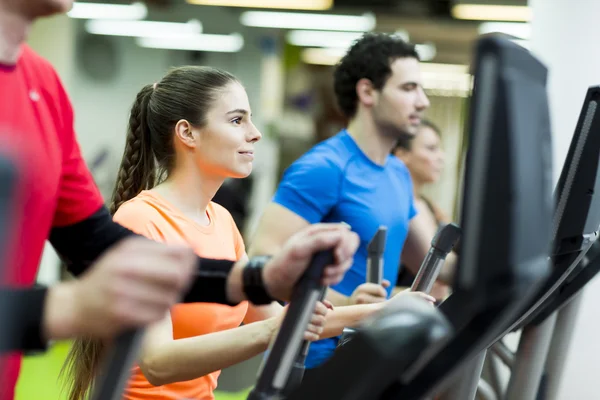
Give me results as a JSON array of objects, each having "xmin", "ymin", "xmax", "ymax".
[{"xmin": 0, "ymin": 0, "xmax": 359, "ymax": 398}]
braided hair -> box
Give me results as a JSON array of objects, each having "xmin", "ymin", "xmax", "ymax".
[{"xmin": 109, "ymin": 84, "xmax": 155, "ymax": 214}]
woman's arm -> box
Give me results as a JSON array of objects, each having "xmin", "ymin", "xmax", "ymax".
[
  {"xmin": 244, "ymin": 302, "xmax": 283, "ymax": 324},
  {"xmin": 243, "ymin": 297, "xmax": 388, "ymax": 341},
  {"xmin": 138, "ymin": 311, "xmax": 278, "ymax": 386},
  {"xmin": 321, "ymin": 303, "xmax": 382, "ymax": 338},
  {"xmin": 139, "ymin": 299, "xmax": 331, "ymax": 386},
  {"xmin": 322, "ymin": 290, "xmax": 435, "ymax": 338}
]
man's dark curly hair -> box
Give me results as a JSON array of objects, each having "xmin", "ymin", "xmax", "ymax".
[{"xmin": 333, "ymin": 32, "xmax": 420, "ymax": 119}]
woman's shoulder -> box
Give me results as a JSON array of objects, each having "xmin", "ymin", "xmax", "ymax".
[
  {"xmin": 208, "ymin": 201, "xmax": 237, "ymax": 225},
  {"xmin": 113, "ymin": 191, "xmax": 165, "ymax": 226},
  {"xmin": 419, "ymin": 195, "xmax": 451, "ymax": 224}
]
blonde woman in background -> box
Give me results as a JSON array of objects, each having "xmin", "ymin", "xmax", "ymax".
[{"xmin": 393, "ymin": 119, "xmax": 454, "ymax": 301}]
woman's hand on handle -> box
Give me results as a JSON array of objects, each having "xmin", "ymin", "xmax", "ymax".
[
  {"xmin": 267, "ymin": 300, "xmax": 334, "ymax": 344},
  {"xmin": 304, "ymin": 300, "xmax": 333, "ymax": 341}
]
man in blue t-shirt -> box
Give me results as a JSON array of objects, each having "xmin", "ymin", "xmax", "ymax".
[{"xmin": 250, "ymin": 33, "xmax": 457, "ymax": 370}]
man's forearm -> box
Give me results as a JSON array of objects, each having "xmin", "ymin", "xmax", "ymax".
[{"xmin": 325, "ymin": 287, "xmax": 350, "ymax": 307}]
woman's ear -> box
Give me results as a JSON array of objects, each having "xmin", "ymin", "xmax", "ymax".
[{"xmin": 174, "ymin": 119, "xmax": 196, "ymax": 149}]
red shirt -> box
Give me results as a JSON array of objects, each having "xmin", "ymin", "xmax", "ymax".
[{"xmin": 0, "ymin": 45, "xmax": 104, "ymax": 399}]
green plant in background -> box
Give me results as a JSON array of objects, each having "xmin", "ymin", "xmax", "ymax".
[
  {"xmin": 16, "ymin": 342, "xmax": 71, "ymax": 400},
  {"xmin": 16, "ymin": 342, "xmax": 253, "ymax": 400}
]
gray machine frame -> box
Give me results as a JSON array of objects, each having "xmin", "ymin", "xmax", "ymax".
[
  {"xmin": 447, "ymin": 86, "xmax": 600, "ymax": 400},
  {"xmin": 381, "ymin": 34, "xmax": 554, "ymax": 400}
]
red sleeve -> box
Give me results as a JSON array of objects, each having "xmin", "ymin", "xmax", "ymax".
[{"xmin": 51, "ymin": 70, "xmax": 104, "ymax": 227}]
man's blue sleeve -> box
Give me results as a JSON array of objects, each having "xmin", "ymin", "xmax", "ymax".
[
  {"xmin": 408, "ymin": 189, "xmax": 418, "ymax": 220},
  {"xmin": 403, "ymin": 166, "xmax": 418, "ymax": 220},
  {"xmin": 273, "ymin": 155, "xmax": 341, "ymax": 224}
]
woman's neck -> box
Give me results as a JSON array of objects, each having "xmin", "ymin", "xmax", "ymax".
[
  {"xmin": 153, "ymin": 166, "xmax": 225, "ymax": 226},
  {"xmin": 0, "ymin": 6, "xmax": 30, "ymax": 64},
  {"xmin": 412, "ymin": 179, "xmax": 424, "ymax": 197}
]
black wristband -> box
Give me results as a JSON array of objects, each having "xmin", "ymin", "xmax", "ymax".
[
  {"xmin": 242, "ymin": 256, "xmax": 275, "ymax": 305},
  {"xmin": 21, "ymin": 285, "xmax": 50, "ymax": 354},
  {"xmin": 0, "ymin": 285, "xmax": 50, "ymax": 354}
]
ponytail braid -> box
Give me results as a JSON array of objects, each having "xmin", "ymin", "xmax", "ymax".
[{"xmin": 110, "ymin": 84, "xmax": 156, "ymax": 215}]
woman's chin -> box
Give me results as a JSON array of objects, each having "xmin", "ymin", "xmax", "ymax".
[{"xmin": 229, "ymin": 166, "xmax": 253, "ymax": 179}]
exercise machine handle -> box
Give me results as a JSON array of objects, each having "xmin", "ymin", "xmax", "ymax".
[
  {"xmin": 367, "ymin": 226, "xmax": 388, "ymax": 285},
  {"xmin": 411, "ymin": 223, "xmax": 461, "ymax": 294},
  {"xmin": 91, "ymin": 329, "xmax": 146, "ymax": 400},
  {"xmin": 281, "ymin": 287, "xmax": 327, "ymax": 397},
  {"xmin": 337, "ymin": 227, "xmax": 389, "ymax": 348},
  {"xmin": 248, "ymin": 250, "xmax": 334, "ymax": 400}
]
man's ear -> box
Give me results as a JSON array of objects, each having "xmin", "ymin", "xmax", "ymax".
[
  {"xmin": 356, "ymin": 78, "xmax": 377, "ymax": 108},
  {"xmin": 174, "ymin": 119, "xmax": 196, "ymax": 149}
]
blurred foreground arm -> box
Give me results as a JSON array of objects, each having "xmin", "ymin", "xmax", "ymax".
[{"xmin": 50, "ymin": 206, "xmax": 357, "ymax": 307}]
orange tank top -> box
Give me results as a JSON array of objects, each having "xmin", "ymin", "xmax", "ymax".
[{"xmin": 113, "ymin": 190, "xmax": 249, "ymax": 400}]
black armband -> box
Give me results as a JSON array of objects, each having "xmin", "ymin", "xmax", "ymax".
[
  {"xmin": 182, "ymin": 258, "xmax": 235, "ymax": 305},
  {"xmin": 49, "ymin": 206, "xmax": 257, "ymax": 305},
  {"xmin": 49, "ymin": 206, "xmax": 133, "ymax": 277}
]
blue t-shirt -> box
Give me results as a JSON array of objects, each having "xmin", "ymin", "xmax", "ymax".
[{"xmin": 272, "ymin": 129, "xmax": 417, "ymax": 369}]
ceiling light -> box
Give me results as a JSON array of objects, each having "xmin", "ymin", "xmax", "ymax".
[
  {"xmin": 393, "ymin": 29, "xmax": 410, "ymax": 42},
  {"xmin": 478, "ymin": 22, "xmax": 531, "ymax": 39},
  {"xmin": 287, "ymin": 30, "xmax": 364, "ymax": 48},
  {"xmin": 240, "ymin": 11, "xmax": 375, "ymax": 31},
  {"xmin": 186, "ymin": 0, "xmax": 332, "ymax": 11},
  {"xmin": 301, "ymin": 47, "xmax": 346, "ymax": 65},
  {"xmin": 415, "ymin": 43, "xmax": 436, "ymax": 62},
  {"xmin": 420, "ymin": 63, "xmax": 473, "ymax": 97},
  {"xmin": 137, "ymin": 33, "xmax": 244, "ymax": 53},
  {"xmin": 85, "ymin": 19, "xmax": 202, "ymax": 39},
  {"xmin": 451, "ymin": 4, "xmax": 532, "ymax": 22},
  {"xmin": 68, "ymin": 2, "xmax": 147, "ymax": 20},
  {"xmin": 301, "ymin": 47, "xmax": 444, "ymax": 67},
  {"xmin": 420, "ymin": 63, "xmax": 469, "ymax": 74}
]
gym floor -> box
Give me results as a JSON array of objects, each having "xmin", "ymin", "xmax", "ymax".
[{"xmin": 16, "ymin": 341, "xmax": 252, "ymax": 400}]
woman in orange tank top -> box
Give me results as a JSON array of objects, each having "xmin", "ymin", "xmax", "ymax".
[{"xmin": 61, "ymin": 66, "xmax": 434, "ymax": 400}]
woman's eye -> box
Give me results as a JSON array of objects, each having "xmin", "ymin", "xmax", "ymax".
[{"xmin": 232, "ymin": 117, "xmax": 242, "ymax": 125}]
